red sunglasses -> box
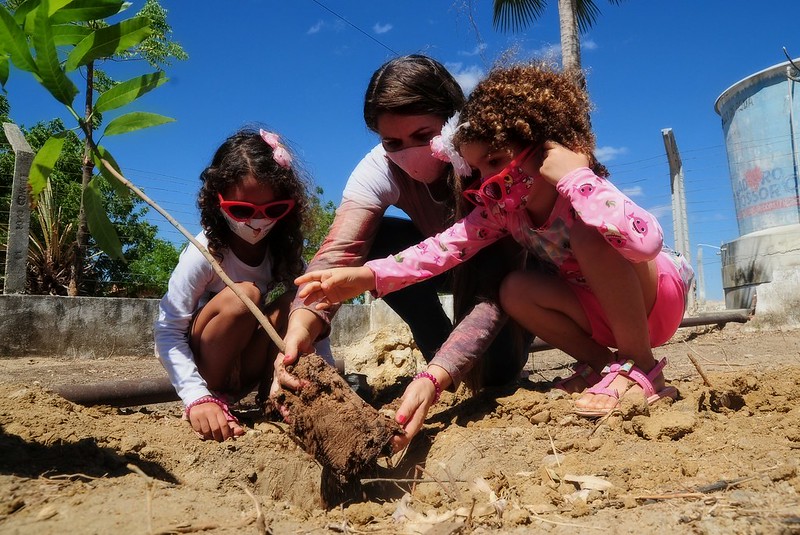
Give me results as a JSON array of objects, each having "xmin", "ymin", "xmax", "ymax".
[
  {"xmin": 217, "ymin": 193, "xmax": 295, "ymax": 222},
  {"xmin": 462, "ymin": 146, "xmax": 534, "ymax": 207}
]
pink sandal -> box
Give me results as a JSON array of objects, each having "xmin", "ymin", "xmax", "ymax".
[
  {"xmin": 574, "ymin": 357, "xmax": 678, "ymax": 417},
  {"xmin": 553, "ymin": 362, "xmax": 603, "ymax": 392}
]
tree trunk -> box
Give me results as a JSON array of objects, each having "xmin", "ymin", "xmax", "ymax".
[
  {"xmin": 69, "ymin": 61, "xmax": 95, "ymax": 296},
  {"xmin": 557, "ymin": 0, "xmax": 585, "ymax": 87}
]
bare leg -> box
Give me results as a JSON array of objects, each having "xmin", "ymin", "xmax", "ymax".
[
  {"xmin": 567, "ymin": 220, "xmax": 662, "ymax": 412},
  {"xmin": 499, "ymin": 270, "xmax": 615, "ymax": 393},
  {"xmin": 191, "ymin": 282, "xmax": 271, "ymax": 393}
]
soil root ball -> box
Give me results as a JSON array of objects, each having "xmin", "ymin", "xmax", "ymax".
[{"xmin": 272, "ymin": 353, "xmax": 403, "ymax": 479}]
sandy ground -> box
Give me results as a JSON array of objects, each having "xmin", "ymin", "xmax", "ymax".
[{"xmin": 1, "ymin": 317, "xmax": 800, "ymax": 534}]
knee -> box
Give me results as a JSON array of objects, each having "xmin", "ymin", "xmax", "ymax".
[{"xmin": 222, "ymin": 283, "xmax": 263, "ymax": 315}]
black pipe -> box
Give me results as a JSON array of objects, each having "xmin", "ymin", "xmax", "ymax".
[{"xmin": 51, "ymin": 376, "xmax": 178, "ymax": 407}]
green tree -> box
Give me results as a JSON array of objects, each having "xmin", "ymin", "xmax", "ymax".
[
  {"xmin": 0, "ymin": 0, "xmax": 185, "ymax": 296},
  {"xmin": 303, "ymin": 186, "xmax": 336, "ymax": 264},
  {"xmin": 0, "ymin": 112, "xmax": 180, "ymax": 296},
  {"xmin": 492, "ymin": 0, "xmax": 623, "ymax": 81}
]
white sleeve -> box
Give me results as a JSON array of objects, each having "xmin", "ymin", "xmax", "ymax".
[
  {"xmin": 153, "ymin": 241, "xmax": 216, "ymax": 406},
  {"xmin": 341, "ymin": 144, "xmax": 400, "ymax": 207}
]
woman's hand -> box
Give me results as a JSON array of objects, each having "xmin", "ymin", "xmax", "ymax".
[
  {"xmin": 188, "ymin": 401, "xmax": 244, "ymax": 442},
  {"xmin": 537, "ymin": 141, "xmax": 591, "ymax": 186},
  {"xmin": 276, "ymin": 309, "xmax": 320, "ymax": 388},
  {"xmin": 295, "ymin": 266, "xmax": 376, "ymax": 309}
]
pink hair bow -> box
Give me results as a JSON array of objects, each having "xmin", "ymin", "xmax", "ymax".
[{"xmin": 260, "ymin": 129, "xmax": 292, "ymax": 169}]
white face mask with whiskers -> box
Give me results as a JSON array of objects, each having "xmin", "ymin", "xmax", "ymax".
[{"xmin": 222, "ymin": 212, "xmax": 276, "ymax": 244}]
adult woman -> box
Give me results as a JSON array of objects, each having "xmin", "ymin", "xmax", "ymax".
[{"xmin": 280, "ymin": 55, "xmax": 529, "ymax": 451}]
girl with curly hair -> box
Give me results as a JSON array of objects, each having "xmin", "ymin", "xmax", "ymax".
[
  {"xmin": 155, "ymin": 128, "xmax": 332, "ymax": 441},
  {"xmin": 296, "ymin": 62, "xmax": 694, "ymax": 418}
]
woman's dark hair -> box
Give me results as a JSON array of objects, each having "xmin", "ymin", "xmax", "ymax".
[
  {"xmin": 363, "ymin": 54, "xmax": 466, "ymax": 133},
  {"xmin": 198, "ymin": 128, "xmax": 309, "ymax": 283}
]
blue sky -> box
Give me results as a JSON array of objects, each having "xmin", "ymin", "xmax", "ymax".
[{"xmin": 6, "ymin": 1, "xmax": 800, "ymax": 301}]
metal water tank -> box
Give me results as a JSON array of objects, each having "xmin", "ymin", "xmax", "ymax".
[{"xmin": 714, "ymin": 58, "xmax": 800, "ymax": 312}]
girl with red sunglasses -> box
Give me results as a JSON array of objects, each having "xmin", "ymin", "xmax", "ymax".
[
  {"xmin": 155, "ymin": 128, "xmax": 333, "ymax": 441},
  {"xmin": 296, "ymin": 62, "xmax": 694, "ymax": 419}
]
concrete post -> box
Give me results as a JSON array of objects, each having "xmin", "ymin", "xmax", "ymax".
[
  {"xmin": 3, "ymin": 123, "xmax": 33, "ymax": 295},
  {"xmin": 662, "ymin": 127, "xmax": 695, "ymax": 311}
]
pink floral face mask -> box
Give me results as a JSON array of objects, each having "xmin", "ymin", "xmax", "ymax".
[{"xmin": 462, "ymin": 146, "xmax": 535, "ymax": 211}]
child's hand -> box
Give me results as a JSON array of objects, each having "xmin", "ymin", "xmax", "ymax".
[
  {"xmin": 537, "ymin": 141, "xmax": 591, "ymax": 186},
  {"xmin": 188, "ymin": 401, "xmax": 244, "ymax": 442},
  {"xmin": 294, "ymin": 266, "xmax": 375, "ymax": 309}
]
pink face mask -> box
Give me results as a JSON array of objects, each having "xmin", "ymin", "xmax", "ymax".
[
  {"xmin": 462, "ymin": 146, "xmax": 535, "ymax": 212},
  {"xmin": 385, "ymin": 144, "xmax": 447, "ymax": 184}
]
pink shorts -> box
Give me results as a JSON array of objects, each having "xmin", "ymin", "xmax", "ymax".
[{"xmin": 568, "ymin": 252, "xmax": 686, "ymax": 349}]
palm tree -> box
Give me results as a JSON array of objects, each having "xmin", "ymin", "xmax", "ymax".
[{"xmin": 493, "ymin": 0, "xmax": 623, "ymax": 81}]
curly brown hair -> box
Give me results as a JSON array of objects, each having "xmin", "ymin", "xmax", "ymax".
[
  {"xmin": 455, "ymin": 61, "xmax": 608, "ymax": 177},
  {"xmin": 198, "ymin": 128, "xmax": 310, "ymax": 284}
]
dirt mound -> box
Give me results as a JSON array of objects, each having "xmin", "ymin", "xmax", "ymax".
[{"xmin": 1, "ymin": 322, "xmax": 799, "ymax": 533}]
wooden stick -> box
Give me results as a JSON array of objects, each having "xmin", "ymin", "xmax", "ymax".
[
  {"xmin": 633, "ymin": 492, "xmax": 708, "ymax": 501},
  {"xmin": 360, "ymin": 477, "xmax": 468, "ymax": 485},
  {"xmin": 687, "ymin": 353, "xmax": 713, "ymax": 387}
]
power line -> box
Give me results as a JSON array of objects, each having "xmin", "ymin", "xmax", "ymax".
[{"xmin": 308, "ymin": 0, "xmax": 398, "ymax": 55}]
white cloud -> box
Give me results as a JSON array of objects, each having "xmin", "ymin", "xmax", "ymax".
[
  {"xmin": 531, "ymin": 43, "xmax": 561, "ymax": 62},
  {"xmin": 595, "ymin": 145, "xmax": 627, "ymax": 162},
  {"xmin": 373, "ymin": 22, "xmax": 392, "ymax": 34},
  {"xmin": 307, "ymin": 19, "xmax": 346, "ymax": 35},
  {"xmin": 529, "ymin": 38, "xmax": 596, "ymax": 61},
  {"xmin": 459, "ymin": 43, "xmax": 487, "ymax": 57},
  {"xmin": 647, "ymin": 203, "xmax": 673, "ymax": 219},
  {"xmin": 445, "ymin": 62, "xmax": 485, "ymax": 95},
  {"xmin": 307, "ymin": 20, "xmax": 324, "ymax": 35},
  {"xmin": 620, "ymin": 185, "xmax": 644, "ymax": 198}
]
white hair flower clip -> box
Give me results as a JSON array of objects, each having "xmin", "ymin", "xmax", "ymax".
[{"xmin": 430, "ymin": 113, "xmax": 472, "ymax": 177}]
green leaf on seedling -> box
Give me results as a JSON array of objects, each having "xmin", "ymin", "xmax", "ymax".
[
  {"xmin": 33, "ymin": 1, "xmax": 78, "ymax": 105},
  {"xmin": 95, "ymin": 72, "xmax": 167, "ymax": 113},
  {"xmin": 51, "ymin": 23, "xmax": 92, "ymax": 46},
  {"xmin": 65, "ymin": 17, "xmax": 151, "ymax": 71},
  {"xmin": 0, "ymin": 4, "xmax": 37, "ymax": 73},
  {"xmin": 85, "ymin": 176, "xmax": 124, "ymax": 260},
  {"xmin": 11, "ymin": 0, "xmax": 39, "ymax": 25},
  {"xmin": 50, "ymin": 0, "xmax": 127, "ymax": 24},
  {"xmin": 103, "ymin": 111, "xmax": 173, "ymax": 136},
  {"xmin": 28, "ymin": 133, "xmax": 67, "ymax": 203},
  {"xmin": 93, "ymin": 145, "xmax": 130, "ymax": 199},
  {"xmin": 0, "ymin": 54, "xmax": 9, "ymax": 88}
]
